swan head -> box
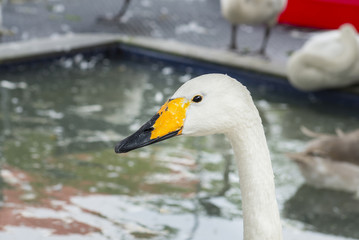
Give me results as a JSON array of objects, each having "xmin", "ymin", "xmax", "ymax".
[{"xmin": 115, "ymin": 74, "xmax": 258, "ymax": 153}]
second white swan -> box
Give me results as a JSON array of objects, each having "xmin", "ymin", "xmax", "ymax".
[{"xmin": 287, "ymin": 24, "xmax": 359, "ymax": 91}]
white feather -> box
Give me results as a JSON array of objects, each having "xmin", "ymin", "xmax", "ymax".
[
  {"xmin": 172, "ymin": 74, "xmax": 282, "ymax": 240},
  {"xmin": 287, "ymin": 24, "xmax": 359, "ymax": 91}
]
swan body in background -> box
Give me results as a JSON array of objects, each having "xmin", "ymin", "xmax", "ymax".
[
  {"xmin": 288, "ymin": 127, "xmax": 359, "ymax": 195},
  {"xmin": 287, "ymin": 24, "xmax": 359, "ymax": 91},
  {"xmin": 115, "ymin": 74, "xmax": 282, "ymax": 240},
  {"xmin": 220, "ymin": 0, "xmax": 287, "ymax": 55}
]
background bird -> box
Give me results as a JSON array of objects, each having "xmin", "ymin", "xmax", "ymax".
[
  {"xmin": 288, "ymin": 127, "xmax": 359, "ymax": 195},
  {"xmin": 220, "ymin": 0, "xmax": 287, "ymax": 56},
  {"xmin": 287, "ymin": 24, "xmax": 359, "ymax": 91}
]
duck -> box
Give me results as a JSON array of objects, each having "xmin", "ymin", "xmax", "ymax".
[
  {"xmin": 115, "ymin": 74, "xmax": 282, "ymax": 240},
  {"xmin": 98, "ymin": 0, "xmax": 131, "ymax": 22},
  {"xmin": 287, "ymin": 127, "xmax": 359, "ymax": 195},
  {"xmin": 220, "ymin": 0, "xmax": 287, "ymax": 55},
  {"xmin": 287, "ymin": 24, "xmax": 359, "ymax": 91}
]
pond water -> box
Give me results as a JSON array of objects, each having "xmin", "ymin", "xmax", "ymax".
[{"xmin": 0, "ymin": 53, "xmax": 358, "ymax": 240}]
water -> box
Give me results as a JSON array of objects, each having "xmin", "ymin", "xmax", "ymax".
[{"xmin": 0, "ymin": 54, "xmax": 358, "ymax": 240}]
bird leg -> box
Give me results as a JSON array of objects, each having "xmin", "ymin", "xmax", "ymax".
[
  {"xmin": 97, "ymin": 0, "xmax": 132, "ymax": 23},
  {"xmin": 228, "ymin": 24, "xmax": 238, "ymax": 50},
  {"xmin": 257, "ymin": 24, "xmax": 271, "ymax": 56},
  {"xmin": 114, "ymin": 0, "xmax": 131, "ymax": 20}
]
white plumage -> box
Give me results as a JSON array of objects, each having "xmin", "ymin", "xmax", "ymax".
[
  {"xmin": 177, "ymin": 75, "xmax": 283, "ymax": 240},
  {"xmin": 116, "ymin": 74, "xmax": 283, "ymax": 240},
  {"xmin": 116, "ymin": 73, "xmax": 359, "ymax": 239},
  {"xmin": 220, "ymin": 0, "xmax": 287, "ymax": 54},
  {"xmin": 287, "ymin": 24, "xmax": 359, "ymax": 91}
]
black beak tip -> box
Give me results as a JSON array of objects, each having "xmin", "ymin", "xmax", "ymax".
[
  {"xmin": 114, "ymin": 146, "xmax": 121, "ymax": 154},
  {"xmin": 114, "ymin": 140, "xmax": 129, "ymax": 154}
]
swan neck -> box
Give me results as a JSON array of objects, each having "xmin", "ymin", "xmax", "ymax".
[{"xmin": 227, "ymin": 121, "xmax": 282, "ymax": 240}]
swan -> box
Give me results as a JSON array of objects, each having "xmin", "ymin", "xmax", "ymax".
[
  {"xmin": 288, "ymin": 127, "xmax": 359, "ymax": 195},
  {"xmin": 287, "ymin": 24, "xmax": 359, "ymax": 91},
  {"xmin": 115, "ymin": 74, "xmax": 282, "ymax": 240},
  {"xmin": 220, "ymin": 0, "xmax": 287, "ymax": 55}
]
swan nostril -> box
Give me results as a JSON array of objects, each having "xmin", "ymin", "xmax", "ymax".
[{"xmin": 144, "ymin": 127, "xmax": 154, "ymax": 133}]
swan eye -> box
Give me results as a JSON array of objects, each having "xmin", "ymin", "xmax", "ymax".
[{"xmin": 192, "ymin": 95, "xmax": 203, "ymax": 103}]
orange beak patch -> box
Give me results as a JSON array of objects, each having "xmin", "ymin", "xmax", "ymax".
[
  {"xmin": 151, "ymin": 97, "xmax": 190, "ymax": 139},
  {"xmin": 115, "ymin": 97, "xmax": 190, "ymax": 153}
]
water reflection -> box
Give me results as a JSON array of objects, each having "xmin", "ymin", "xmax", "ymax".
[
  {"xmin": 284, "ymin": 185, "xmax": 359, "ymax": 239},
  {"xmin": 1, "ymin": 85, "xmax": 11, "ymax": 137},
  {"xmin": 0, "ymin": 54, "xmax": 358, "ymax": 239}
]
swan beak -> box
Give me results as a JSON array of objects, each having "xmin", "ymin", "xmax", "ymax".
[{"xmin": 115, "ymin": 98, "xmax": 190, "ymax": 153}]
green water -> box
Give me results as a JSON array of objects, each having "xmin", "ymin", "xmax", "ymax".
[{"xmin": 0, "ymin": 54, "xmax": 358, "ymax": 240}]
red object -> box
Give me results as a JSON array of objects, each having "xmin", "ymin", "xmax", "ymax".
[{"xmin": 278, "ymin": 0, "xmax": 359, "ymax": 31}]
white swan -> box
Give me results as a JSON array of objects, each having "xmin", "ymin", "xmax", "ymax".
[
  {"xmin": 115, "ymin": 74, "xmax": 282, "ymax": 240},
  {"xmin": 220, "ymin": 0, "xmax": 287, "ymax": 55},
  {"xmin": 288, "ymin": 127, "xmax": 359, "ymax": 195},
  {"xmin": 287, "ymin": 24, "xmax": 359, "ymax": 91}
]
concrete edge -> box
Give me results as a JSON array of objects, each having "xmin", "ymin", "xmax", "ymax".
[
  {"xmin": 0, "ymin": 33, "xmax": 287, "ymax": 78},
  {"xmin": 117, "ymin": 35, "xmax": 287, "ymax": 78},
  {"xmin": 0, "ymin": 33, "xmax": 120, "ymax": 63}
]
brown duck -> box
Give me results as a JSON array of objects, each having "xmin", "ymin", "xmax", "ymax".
[{"xmin": 288, "ymin": 127, "xmax": 359, "ymax": 195}]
